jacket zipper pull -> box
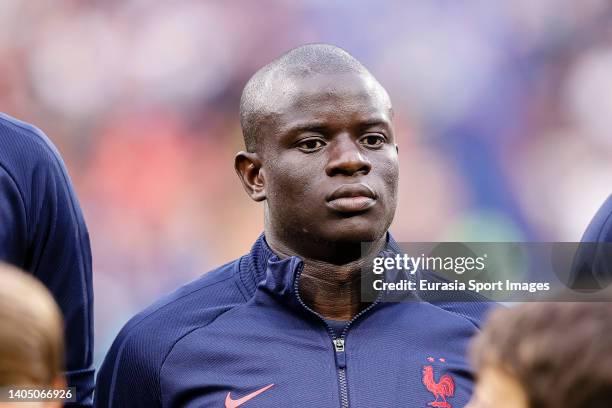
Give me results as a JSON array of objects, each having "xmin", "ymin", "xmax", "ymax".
[{"xmin": 333, "ymin": 339, "xmax": 346, "ymax": 369}]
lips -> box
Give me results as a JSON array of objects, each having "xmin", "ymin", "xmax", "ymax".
[{"xmin": 326, "ymin": 183, "xmax": 377, "ymax": 213}]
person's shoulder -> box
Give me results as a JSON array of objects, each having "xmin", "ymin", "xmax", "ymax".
[
  {"xmin": 384, "ymin": 237, "xmax": 499, "ymax": 329},
  {"xmin": 114, "ymin": 258, "xmax": 247, "ymax": 353},
  {"xmin": 0, "ymin": 113, "xmax": 68, "ymax": 187},
  {"xmin": 416, "ymin": 269, "xmax": 499, "ymax": 330},
  {"xmin": 95, "ymin": 257, "xmax": 250, "ymax": 405},
  {"xmin": 427, "ymin": 298, "xmax": 498, "ymax": 330},
  {"xmin": 581, "ymin": 194, "xmax": 612, "ymax": 242},
  {"xmin": 98, "ymin": 258, "xmax": 248, "ymax": 370},
  {"xmin": 0, "ymin": 112, "xmax": 63, "ymax": 161}
]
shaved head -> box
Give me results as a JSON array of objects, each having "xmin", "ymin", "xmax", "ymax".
[
  {"xmin": 234, "ymin": 42, "xmax": 398, "ymax": 259},
  {"xmin": 240, "ymin": 43, "xmax": 391, "ymax": 152}
]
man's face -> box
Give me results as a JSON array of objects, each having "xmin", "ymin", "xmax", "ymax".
[{"xmin": 258, "ymin": 71, "xmax": 398, "ymax": 246}]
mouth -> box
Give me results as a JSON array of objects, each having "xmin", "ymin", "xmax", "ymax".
[{"xmin": 326, "ymin": 183, "xmax": 377, "ymax": 213}]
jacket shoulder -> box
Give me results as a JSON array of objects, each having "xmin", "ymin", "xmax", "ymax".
[
  {"xmin": 417, "ymin": 269, "xmax": 498, "ymax": 330},
  {"xmin": 131, "ymin": 259, "xmax": 247, "ymax": 330},
  {"xmin": 0, "ymin": 113, "xmax": 66, "ymax": 174},
  {"xmin": 0, "ymin": 113, "xmax": 75, "ymax": 217},
  {"xmin": 95, "ymin": 258, "xmax": 249, "ymax": 407},
  {"xmin": 581, "ymin": 194, "xmax": 612, "ymax": 242}
]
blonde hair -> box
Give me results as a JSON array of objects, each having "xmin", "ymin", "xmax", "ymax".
[{"xmin": 0, "ymin": 264, "xmax": 64, "ymax": 386}]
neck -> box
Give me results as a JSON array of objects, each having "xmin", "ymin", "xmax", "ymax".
[{"xmin": 266, "ymin": 231, "xmax": 386, "ymax": 321}]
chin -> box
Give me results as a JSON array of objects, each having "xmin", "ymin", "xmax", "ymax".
[{"xmin": 321, "ymin": 218, "xmax": 388, "ymax": 244}]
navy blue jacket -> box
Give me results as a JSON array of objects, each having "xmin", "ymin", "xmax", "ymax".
[
  {"xmin": 570, "ymin": 194, "xmax": 612, "ymax": 290},
  {"xmin": 0, "ymin": 113, "xmax": 94, "ymax": 406},
  {"xmin": 96, "ymin": 234, "xmax": 490, "ymax": 407},
  {"xmin": 581, "ymin": 195, "xmax": 612, "ymax": 242}
]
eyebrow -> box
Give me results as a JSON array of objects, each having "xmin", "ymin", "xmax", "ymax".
[
  {"xmin": 285, "ymin": 122, "xmax": 330, "ymax": 135},
  {"xmin": 357, "ymin": 119, "xmax": 391, "ymax": 130},
  {"xmin": 285, "ymin": 118, "xmax": 391, "ymax": 135}
]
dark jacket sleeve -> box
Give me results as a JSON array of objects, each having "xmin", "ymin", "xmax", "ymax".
[
  {"xmin": 580, "ymin": 194, "xmax": 612, "ymax": 242},
  {"xmin": 95, "ymin": 321, "xmax": 163, "ymax": 408},
  {"xmin": 569, "ymin": 194, "xmax": 612, "ymax": 290},
  {"xmin": 0, "ymin": 117, "xmax": 94, "ymax": 407},
  {"xmin": 0, "ymin": 167, "xmax": 28, "ymax": 266}
]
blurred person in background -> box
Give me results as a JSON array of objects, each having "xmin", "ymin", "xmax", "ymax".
[
  {"xmin": 95, "ymin": 44, "xmax": 492, "ymax": 408},
  {"xmin": 467, "ymin": 302, "xmax": 612, "ymax": 408},
  {"xmin": 569, "ymin": 194, "xmax": 612, "ymax": 290},
  {"xmin": 0, "ymin": 114, "xmax": 94, "ymax": 407},
  {"xmin": 0, "ymin": 263, "xmax": 66, "ymax": 408}
]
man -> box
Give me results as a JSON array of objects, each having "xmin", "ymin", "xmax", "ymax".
[
  {"xmin": 467, "ymin": 302, "xmax": 612, "ymax": 408},
  {"xmin": 0, "ymin": 263, "xmax": 67, "ymax": 408},
  {"xmin": 0, "ymin": 113, "xmax": 94, "ymax": 406},
  {"xmin": 96, "ymin": 44, "xmax": 490, "ymax": 407}
]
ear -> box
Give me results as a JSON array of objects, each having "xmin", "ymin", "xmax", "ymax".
[{"xmin": 235, "ymin": 151, "xmax": 266, "ymax": 202}]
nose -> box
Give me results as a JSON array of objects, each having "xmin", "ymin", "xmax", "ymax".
[{"xmin": 325, "ymin": 135, "xmax": 372, "ymax": 177}]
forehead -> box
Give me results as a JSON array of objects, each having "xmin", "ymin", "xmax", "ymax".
[{"xmin": 267, "ymin": 71, "xmax": 392, "ymax": 130}]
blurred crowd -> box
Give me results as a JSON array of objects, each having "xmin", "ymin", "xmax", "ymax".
[{"xmin": 0, "ymin": 0, "xmax": 611, "ymax": 366}]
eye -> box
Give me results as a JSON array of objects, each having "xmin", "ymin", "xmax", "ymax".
[
  {"xmin": 296, "ymin": 138, "xmax": 326, "ymax": 152},
  {"xmin": 360, "ymin": 134, "xmax": 386, "ymax": 148}
]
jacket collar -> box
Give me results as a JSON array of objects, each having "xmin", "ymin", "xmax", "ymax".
[{"xmin": 238, "ymin": 233, "xmax": 402, "ymax": 301}]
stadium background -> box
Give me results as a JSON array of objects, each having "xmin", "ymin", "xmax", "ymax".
[{"xmin": 1, "ymin": 1, "xmax": 611, "ymax": 367}]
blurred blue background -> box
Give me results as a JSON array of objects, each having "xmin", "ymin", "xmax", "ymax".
[{"xmin": 0, "ymin": 0, "xmax": 610, "ymax": 367}]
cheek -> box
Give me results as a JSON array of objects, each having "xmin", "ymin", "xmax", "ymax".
[
  {"xmin": 264, "ymin": 158, "xmax": 320, "ymax": 208},
  {"xmin": 377, "ymin": 153, "xmax": 400, "ymax": 201}
]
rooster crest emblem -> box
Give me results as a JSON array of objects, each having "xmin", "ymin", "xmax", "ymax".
[{"xmin": 422, "ymin": 357, "xmax": 455, "ymax": 408}]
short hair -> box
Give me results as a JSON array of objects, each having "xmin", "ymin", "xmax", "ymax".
[
  {"xmin": 470, "ymin": 302, "xmax": 612, "ymax": 408},
  {"xmin": 239, "ymin": 43, "xmax": 379, "ymax": 153},
  {"xmin": 0, "ymin": 263, "xmax": 64, "ymax": 386}
]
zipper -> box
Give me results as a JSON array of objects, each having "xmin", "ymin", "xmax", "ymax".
[{"xmin": 293, "ymin": 262, "xmax": 384, "ymax": 408}]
